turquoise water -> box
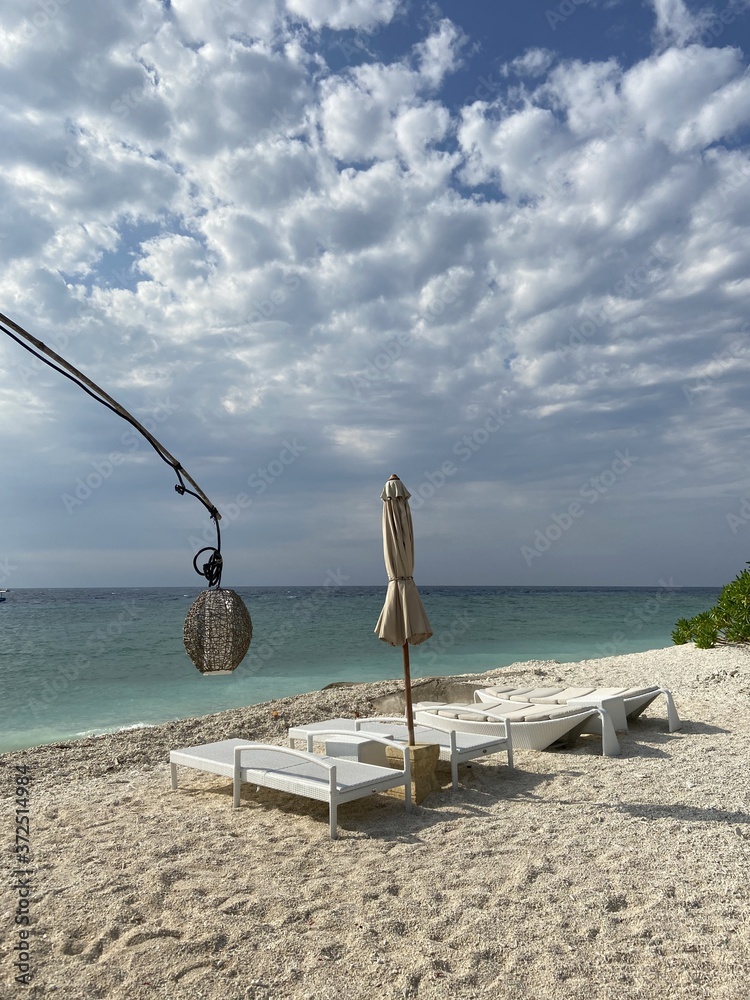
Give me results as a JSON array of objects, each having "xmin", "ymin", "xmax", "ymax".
[{"xmin": 0, "ymin": 585, "xmax": 719, "ymax": 753}]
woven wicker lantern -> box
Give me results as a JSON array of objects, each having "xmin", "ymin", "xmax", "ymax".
[
  {"xmin": 184, "ymin": 588, "xmax": 253, "ymax": 675},
  {"xmin": 1, "ymin": 312, "xmax": 256, "ymax": 678}
]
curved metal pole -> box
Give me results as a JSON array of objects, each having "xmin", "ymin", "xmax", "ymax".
[
  {"xmin": 1, "ymin": 309, "xmax": 228, "ymax": 589},
  {"xmin": 0, "ymin": 310, "xmax": 221, "ymax": 523}
]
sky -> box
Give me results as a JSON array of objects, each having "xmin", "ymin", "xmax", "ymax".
[{"xmin": 1, "ymin": 0, "xmax": 750, "ymax": 589}]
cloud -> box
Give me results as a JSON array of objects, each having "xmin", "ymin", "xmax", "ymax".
[
  {"xmin": 650, "ymin": 0, "xmax": 705, "ymax": 47},
  {"xmin": 1, "ymin": 0, "xmax": 750, "ymax": 586},
  {"xmin": 505, "ymin": 47, "xmax": 555, "ymax": 78},
  {"xmin": 286, "ymin": 0, "xmax": 402, "ymax": 31},
  {"xmin": 649, "ymin": 0, "xmax": 750, "ymax": 51},
  {"xmin": 318, "ymin": 19, "xmax": 463, "ymax": 162}
]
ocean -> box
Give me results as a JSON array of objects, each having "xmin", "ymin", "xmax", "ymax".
[{"xmin": 0, "ymin": 585, "xmax": 719, "ymax": 753}]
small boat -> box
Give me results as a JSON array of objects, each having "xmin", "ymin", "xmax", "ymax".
[{"xmin": 0, "ymin": 589, "xmax": 8, "ymax": 603}]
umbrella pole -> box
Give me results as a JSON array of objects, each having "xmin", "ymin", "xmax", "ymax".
[{"xmin": 402, "ymin": 641, "xmax": 416, "ymax": 746}]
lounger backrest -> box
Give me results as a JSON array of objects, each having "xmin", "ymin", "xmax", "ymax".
[
  {"xmin": 477, "ymin": 684, "xmax": 661, "ymax": 704},
  {"xmin": 431, "ymin": 703, "xmax": 588, "ymax": 723},
  {"xmin": 520, "ymin": 687, "xmax": 598, "ymax": 704},
  {"xmin": 476, "ymin": 686, "xmax": 598, "ymax": 704},
  {"xmin": 475, "ymin": 686, "xmax": 536, "ymax": 702}
]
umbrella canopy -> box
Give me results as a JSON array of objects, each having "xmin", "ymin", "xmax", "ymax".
[{"xmin": 375, "ymin": 474, "xmax": 432, "ymax": 744}]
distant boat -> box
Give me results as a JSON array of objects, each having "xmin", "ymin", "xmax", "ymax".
[{"xmin": 0, "ymin": 589, "xmax": 8, "ymax": 603}]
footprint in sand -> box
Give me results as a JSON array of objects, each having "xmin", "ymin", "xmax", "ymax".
[{"xmin": 123, "ymin": 928, "xmax": 183, "ymax": 948}]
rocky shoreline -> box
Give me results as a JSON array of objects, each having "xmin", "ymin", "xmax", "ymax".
[{"xmin": 1, "ymin": 642, "xmax": 749, "ymax": 998}]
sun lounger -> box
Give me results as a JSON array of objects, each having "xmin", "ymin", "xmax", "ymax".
[
  {"xmin": 413, "ymin": 699, "xmax": 621, "ymax": 756},
  {"xmin": 287, "ymin": 716, "xmax": 513, "ymax": 789},
  {"xmin": 169, "ymin": 736, "xmax": 411, "ymax": 839},
  {"xmin": 473, "ymin": 684, "xmax": 681, "ymax": 732}
]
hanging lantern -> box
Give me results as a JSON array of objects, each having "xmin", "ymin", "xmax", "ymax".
[
  {"xmin": 184, "ymin": 588, "xmax": 253, "ymax": 675},
  {"xmin": 1, "ymin": 311, "xmax": 256, "ymax": 677},
  {"xmin": 182, "ymin": 546, "xmax": 253, "ymax": 675}
]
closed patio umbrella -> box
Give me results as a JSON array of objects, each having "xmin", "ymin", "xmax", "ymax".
[{"xmin": 375, "ymin": 474, "xmax": 432, "ymax": 745}]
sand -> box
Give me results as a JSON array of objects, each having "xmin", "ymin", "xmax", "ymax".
[{"xmin": 1, "ymin": 642, "xmax": 749, "ymax": 999}]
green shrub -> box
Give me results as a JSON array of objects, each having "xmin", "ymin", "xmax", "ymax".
[
  {"xmin": 673, "ymin": 565, "xmax": 750, "ymax": 648},
  {"xmin": 672, "ymin": 618, "xmax": 692, "ymax": 644}
]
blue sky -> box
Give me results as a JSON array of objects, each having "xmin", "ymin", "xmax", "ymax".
[{"xmin": 1, "ymin": 0, "xmax": 750, "ymax": 588}]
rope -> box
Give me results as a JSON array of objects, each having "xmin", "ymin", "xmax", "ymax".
[
  {"xmin": 0, "ymin": 311, "xmax": 225, "ymax": 586},
  {"xmin": 193, "ymin": 546, "xmax": 223, "ymax": 588}
]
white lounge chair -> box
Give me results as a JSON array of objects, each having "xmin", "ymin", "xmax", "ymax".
[
  {"xmin": 287, "ymin": 716, "xmax": 513, "ymax": 789},
  {"xmin": 169, "ymin": 736, "xmax": 411, "ymax": 839},
  {"xmin": 474, "ymin": 684, "xmax": 681, "ymax": 732},
  {"xmin": 414, "ymin": 699, "xmax": 621, "ymax": 756}
]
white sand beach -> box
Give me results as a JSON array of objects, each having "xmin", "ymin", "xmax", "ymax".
[{"xmin": 1, "ymin": 642, "xmax": 749, "ymax": 999}]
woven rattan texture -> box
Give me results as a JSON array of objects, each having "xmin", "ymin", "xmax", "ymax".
[{"xmin": 184, "ymin": 589, "xmax": 253, "ymax": 673}]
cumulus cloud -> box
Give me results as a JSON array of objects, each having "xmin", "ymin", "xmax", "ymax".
[
  {"xmin": 505, "ymin": 47, "xmax": 555, "ymax": 78},
  {"xmin": 286, "ymin": 0, "xmax": 401, "ymax": 31},
  {"xmin": 650, "ymin": 0, "xmax": 705, "ymax": 47},
  {"xmin": 1, "ymin": 0, "xmax": 749, "ymax": 586},
  {"xmin": 318, "ymin": 19, "xmax": 463, "ymax": 163}
]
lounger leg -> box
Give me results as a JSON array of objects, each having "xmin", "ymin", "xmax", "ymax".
[
  {"xmin": 599, "ymin": 709, "xmax": 621, "ymax": 757},
  {"xmin": 403, "ymin": 753, "xmax": 412, "ymax": 812},
  {"xmin": 233, "ymin": 760, "xmax": 242, "ymax": 809},
  {"xmin": 663, "ymin": 689, "xmax": 681, "ymax": 732},
  {"xmin": 505, "ymin": 726, "xmax": 514, "ymax": 770},
  {"xmin": 328, "ymin": 769, "xmax": 338, "ymax": 838},
  {"xmin": 329, "ymin": 800, "xmax": 338, "ymax": 839},
  {"xmin": 449, "ymin": 731, "xmax": 458, "ymax": 790},
  {"xmin": 170, "ymin": 762, "xmax": 178, "ymax": 791}
]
